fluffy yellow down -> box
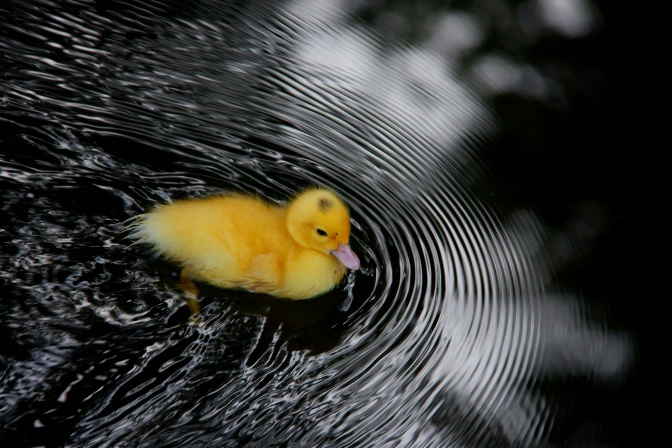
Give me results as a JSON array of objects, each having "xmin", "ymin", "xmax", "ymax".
[{"xmin": 129, "ymin": 187, "xmax": 360, "ymax": 299}]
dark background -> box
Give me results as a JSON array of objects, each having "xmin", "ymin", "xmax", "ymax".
[
  {"xmin": 485, "ymin": 3, "xmax": 658, "ymax": 445},
  {"xmin": 0, "ymin": 0, "xmax": 660, "ymax": 446}
]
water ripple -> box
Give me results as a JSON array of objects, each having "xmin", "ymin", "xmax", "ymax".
[{"xmin": 1, "ymin": 1, "xmax": 632, "ymax": 447}]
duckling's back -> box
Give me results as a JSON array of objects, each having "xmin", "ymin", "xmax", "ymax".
[{"xmin": 132, "ymin": 194, "xmax": 288, "ymax": 282}]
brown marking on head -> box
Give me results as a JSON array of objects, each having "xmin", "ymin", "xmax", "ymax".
[{"xmin": 318, "ymin": 197, "xmax": 333, "ymax": 212}]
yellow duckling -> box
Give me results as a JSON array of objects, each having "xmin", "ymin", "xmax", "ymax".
[{"xmin": 129, "ymin": 187, "xmax": 360, "ymax": 300}]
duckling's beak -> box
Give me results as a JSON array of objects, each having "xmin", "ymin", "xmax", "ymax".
[{"xmin": 331, "ymin": 243, "xmax": 360, "ymax": 270}]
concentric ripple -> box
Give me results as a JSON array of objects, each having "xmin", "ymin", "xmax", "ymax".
[{"xmin": 1, "ymin": 1, "xmax": 632, "ymax": 447}]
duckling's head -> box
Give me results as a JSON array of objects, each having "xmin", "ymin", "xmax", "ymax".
[{"xmin": 287, "ymin": 188, "xmax": 360, "ymax": 270}]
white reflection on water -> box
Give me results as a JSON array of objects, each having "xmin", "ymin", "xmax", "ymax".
[{"xmin": 0, "ymin": 0, "xmax": 632, "ymax": 446}]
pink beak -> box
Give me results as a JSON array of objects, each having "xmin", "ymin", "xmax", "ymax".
[{"xmin": 330, "ymin": 243, "xmax": 360, "ymax": 270}]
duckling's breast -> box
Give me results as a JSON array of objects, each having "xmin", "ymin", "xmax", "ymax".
[{"xmin": 275, "ymin": 250, "xmax": 347, "ymax": 299}]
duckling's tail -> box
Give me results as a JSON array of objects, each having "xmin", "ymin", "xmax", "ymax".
[{"xmin": 119, "ymin": 214, "xmax": 149, "ymax": 246}]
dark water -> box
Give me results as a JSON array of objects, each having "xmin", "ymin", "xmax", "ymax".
[{"xmin": 0, "ymin": 1, "xmax": 651, "ymax": 447}]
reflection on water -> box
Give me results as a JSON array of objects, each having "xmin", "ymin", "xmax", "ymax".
[{"xmin": 1, "ymin": 0, "xmax": 635, "ymax": 446}]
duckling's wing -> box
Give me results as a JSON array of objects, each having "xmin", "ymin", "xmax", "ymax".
[
  {"xmin": 229, "ymin": 277, "xmax": 275, "ymax": 293},
  {"xmin": 232, "ymin": 253, "xmax": 283, "ymax": 295}
]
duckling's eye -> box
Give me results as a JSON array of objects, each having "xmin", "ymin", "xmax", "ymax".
[{"xmin": 316, "ymin": 228, "xmax": 327, "ymax": 236}]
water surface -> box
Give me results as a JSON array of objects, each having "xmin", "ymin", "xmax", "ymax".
[{"xmin": 1, "ymin": 1, "xmax": 640, "ymax": 446}]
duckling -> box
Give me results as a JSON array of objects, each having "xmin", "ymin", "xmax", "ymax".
[{"xmin": 129, "ymin": 187, "xmax": 360, "ymax": 300}]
